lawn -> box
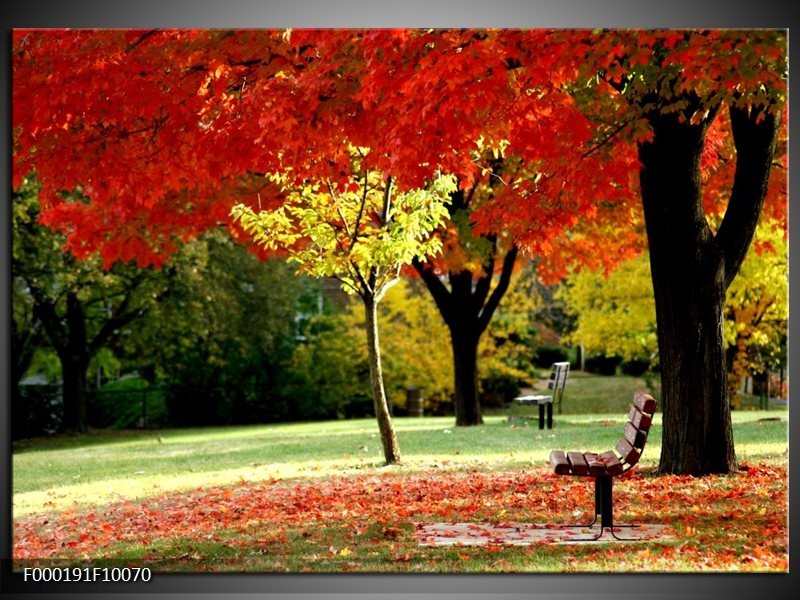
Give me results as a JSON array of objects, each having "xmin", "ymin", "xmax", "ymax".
[{"xmin": 12, "ymin": 398, "xmax": 789, "ymax": 573}]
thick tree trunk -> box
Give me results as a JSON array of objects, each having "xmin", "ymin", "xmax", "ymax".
[
  {"xmin": 59, "ymin": 351, "xmax": 89, "ymax": 433},
  {"xmin": 451, "ymin": 326, "xmax": 483, "ymax": 426},
  {"xmin": 57, "ymin": 293, "xmax": 90, "ymax": 433},
  {"xmin": 639, "ymin": 100, "xmax": 778, "ymax": 475},
  {"xmin": 647, "ymin": 252, "xmax": 735, "ymax": 474},
  {"xmin": 363, "ymin": 293, "xmax": 401, "ymax": 464}
]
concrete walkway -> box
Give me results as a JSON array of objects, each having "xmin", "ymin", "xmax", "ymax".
[{"xmin": 415, "ymin": 521, "xmax": 674, "ymax": 546}]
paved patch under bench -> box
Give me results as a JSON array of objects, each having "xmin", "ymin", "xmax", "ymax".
[{"xmin": 415, "ymin": 522, "xmax": 675, "ymax": 545}]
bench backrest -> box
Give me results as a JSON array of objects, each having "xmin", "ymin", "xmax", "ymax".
[
  {"xmin": 616, "ymin": 391, "xmax": 657, "ymax": 473},
  {"xmin": 546, "ymin": 361, "xmax": 570, "ymax": 391},
  {"xmin": 547, "ymin": 362, "xmax": 570, "ymax": 408}
]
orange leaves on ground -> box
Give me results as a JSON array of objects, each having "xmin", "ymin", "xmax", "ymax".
[{"xmin": 13, "ymin": 463, "xmax": 787, "ymax": 572}]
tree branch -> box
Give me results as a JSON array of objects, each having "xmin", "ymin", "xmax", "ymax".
[
  {"xmin": 326, "ymin": 180, "xmax": 353, "ymax": 239},
  {"xmin": 412, "ymin": 258, "xmax": 453, "ymax": 323},
  {"xmin": 477, "ymin": 243, "xmax": 519, "ymax": 335},
  {"xmin": 472, "ymin": 235, "xmax": 497, "ymax": 309},
  {"xmin": 381, "ymin": 175, "xmax": 394, "ymax": 225},
  {"xmin": 717, "ymin": 104, "xmax": 780, "ymax": 288}
]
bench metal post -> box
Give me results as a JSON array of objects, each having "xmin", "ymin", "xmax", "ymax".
[
  {"xmin": 595, "ymin": 475, "xmax": 613, "ymax": 529},
  {"xmin": 537, "ymin": 402, "xmax": 554, "ymax": 429}
]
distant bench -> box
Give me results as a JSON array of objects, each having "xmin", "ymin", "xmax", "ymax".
[
  {"xmin": 549, "ymin": 390, "xmax": 657, "ymax": 540},
  {"xmin": 513, "ymin": 361, "xmax": 569, "ymax": 429}
]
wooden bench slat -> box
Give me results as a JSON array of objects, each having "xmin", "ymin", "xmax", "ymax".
[
  {"xmin": 616, "ymin": 438, "xmax": 642, "ymax": 467},
  {"xmin": 567, "ymin": 451, "xmax": 590, "ymax": 476},
  {"xmin": 633, "ymin": 391, "xmax": 657, "ymax": 415},
  {"xmin": 629, "ymin": 406, "xmax": 653, "ymax": 430},
  {"xmin": 514, "ymin": 394, "xmax": 552, "ymax": 405},
  {"xmin": 598, "ymin": 450, "xmax": 624, "ymax": 476},
  {"xmin": 624, "ymin": 421, "xmax": 648, "ymax": 448},
  {"xmin": 584, "ymin": 452, "xmax": 606, "ymax": 476},
  {"xmin": 549, "ymin": 362, "xmax": 569, "ymax": 389},
  {"xmin": 550, "ymin": 450, "xmax": 571, "ymax": 475}
]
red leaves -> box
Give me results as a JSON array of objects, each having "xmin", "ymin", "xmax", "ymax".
[
  {"xmin": 13, "ymin": 463, "xmax": 788, "ymax": 572},
  {"xmin": 12, "ymin": 29, "xmax": 787, "ymax": 275}
]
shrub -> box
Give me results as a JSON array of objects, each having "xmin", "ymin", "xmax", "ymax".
[
  {"xmin": 90, "ymin": 376, "xmax": 169, "ymax": 429},
  {"xmin": 533, "ymin": 343, "xmax": 570, "ymax": 368},
  {"xmin": 620, "ymin": 358, "xmax": 652, "ymax": 377},
  {"xmin": 584, "ymin": 354, "xmax": 623, "ymax": 376},
  {"xmin": 12, "ymin": 384, "xmax": 62, "ymax": 439},
  {"xmin": 480, "ymin": 375, "xmax": 521, "ymax": 407}
]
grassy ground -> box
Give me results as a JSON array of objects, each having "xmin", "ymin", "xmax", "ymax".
[{"xmin": 11, "ymin": 375, "xmax": 789, "ymax": 572}]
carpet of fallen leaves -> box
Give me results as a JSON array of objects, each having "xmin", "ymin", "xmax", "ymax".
[{"xmin": 13, "ymin": 462, "xmax": 787, "ymax": 572}]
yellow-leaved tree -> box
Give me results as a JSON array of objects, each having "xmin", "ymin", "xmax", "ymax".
[
  {"xmin": 233, "ymin": 158, "xmax": 455, "ymax": 465},
  {"xmin": 558, "ymin": 255, "xmax": 657, "ymax": 364},
  {"xmin": 723, "ymin": 220, "xmax": 788, "ymax": 404}
]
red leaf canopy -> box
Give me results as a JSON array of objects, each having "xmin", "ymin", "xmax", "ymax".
[{"xmin": 14, "ymin": 29, "xmax": 783, "ymax": 272}]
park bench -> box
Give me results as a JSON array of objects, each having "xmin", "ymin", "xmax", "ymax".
[
  {"xmin": 549, "ymin": 390, "xmax": 657, "ymax": 540},
  {"xmin": 513, "ymin": 361, "xmax": 569, "ymax": 429}
]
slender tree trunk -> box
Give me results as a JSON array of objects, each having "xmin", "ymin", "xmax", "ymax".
[
  {"xmin": 638, "ymin": 98, "xmax": 778, "ymax": 475},
  {"xmin": 363, "ymin": 292, "xmax": 401, "ymax": 464}
]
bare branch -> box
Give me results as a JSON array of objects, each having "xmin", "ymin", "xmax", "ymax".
[
  {"xmin": 381, "ymin": 175, "xmax": 394, "ymax": 225},
  {"xmin": 326, "ymin": 180, "xmax": 353, "ymax": 239}
]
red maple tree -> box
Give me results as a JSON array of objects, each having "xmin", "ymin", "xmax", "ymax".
[
  {"xmin": 13, "ymin": 29, "xmax": 785, "ymax": 474},
  {"xmin": 564, "ymin": 29, "xmax": 787, "ymax": 475},
  {"xmin": 13, "ymin": 28, "xmax": 637, "ymax": 429}
]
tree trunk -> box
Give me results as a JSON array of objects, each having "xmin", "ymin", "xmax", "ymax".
[
  {"xmin": 59, "ymin": 349, "xmax": 89, "ymax": 433},
  {"xmin": 414, "ymin": 241, "xmax": 518, "ymax": 427},
  {"xmin": 363, "ymin": 293, "xmax": 401, "ymax": 464},
  {"xmin": 11, "ymin": 316, "xmax": 40, "ymax": 388},
  {"xmin": 638, "ymin": 99, "xmax": 779, "ymax": 475},
  {"xmin": 647, "ymin": 250, "xmax": 735, "ymax": 475},
  {"xmin": 451, "ymin": 325, "xmax": 483, "ymax": 426},
  {"xmin": 57, "ymin": 292, "xmax": 90, "ymax": 433}
]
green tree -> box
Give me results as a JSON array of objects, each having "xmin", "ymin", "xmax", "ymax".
[
  {"xmin": 233, "ymin": 165, "xmax": 455, "ymax": 464},
  {"xmin": 12, "ymin": 180, "xmax": 167, "ymax": 433},
  {"xmin": 283, "ymin": 311, "xmax": 372, "ymax": 420},
  {"xmin": 125, "ymin": 229, "xmax": 305, "ymax": 425}
]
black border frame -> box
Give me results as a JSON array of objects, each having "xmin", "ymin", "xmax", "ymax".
[{"xmin": 2, "ymin": 1, "xmax": 795, "ymax": 598}]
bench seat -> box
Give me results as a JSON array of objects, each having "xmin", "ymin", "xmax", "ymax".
[{"xmin": 513, "ymin": 362, "xmax": 570, "ymax": 429}]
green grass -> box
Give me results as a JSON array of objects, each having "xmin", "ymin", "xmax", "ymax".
[
  {"xmin": 12, "ymin": 407, "xmax": 788, "ymax": 516},
  {"xmin": 12, "ymin": 374, "xmax": 788, "ymax": 573},
  {"xmin": 12, "ymin": 390, "xmax": 789, "ymax": 573}
]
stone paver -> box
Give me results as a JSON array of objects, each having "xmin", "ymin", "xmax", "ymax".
[{"xmin": 415, "ymin": 521, "xmax": 674, "ymax": 546}]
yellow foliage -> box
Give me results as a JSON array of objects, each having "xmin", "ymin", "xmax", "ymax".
[
  {"xmin": 724, "ymin": 219, "xmax": 787, "ymax": 398},
  {"xmin": 558, "ymin": 254, "xmax": 657, "ymax": 362},
  {"xmin": 334, "ymin": 279, "xmax": 454, "ymax": 410},
  {"xmin": 558, "ymin": 218, "xmax": 787, "ymax": 393},
  {"xmin": 479, "ymin": 267, "xmax": 541, "ymax": 383}
]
